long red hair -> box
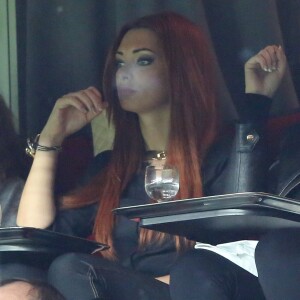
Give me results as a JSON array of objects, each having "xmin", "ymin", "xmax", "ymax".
[{"xmin": 62, "ymin": 12, "xmax": 219, "ymax": 259}]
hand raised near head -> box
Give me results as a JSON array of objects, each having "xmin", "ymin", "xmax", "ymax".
[
  {"xmin": 40, "ymin": 87, "xmax": 108, "ymax": 146},
  {"xmin": 245, "ymin": 45, "xmax": 287, "ymax": 98}
]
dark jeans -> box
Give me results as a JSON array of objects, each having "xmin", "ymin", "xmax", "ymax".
[
  {"xmin": 169, "ymin": 249, "xmax": 265, "ymax": 300},
  {"xmin": 255, "ymin": 229, "xmax": 300, "ymax": 300},
  {"xmin": 48, "ymin": 250, "xmax": 266, "ymax": 300},
  {"xmin": 9, "ymin": 231, "xmax": 298, "ymax": 300},
  {"xmin": 48, "ymin": 253, "xmax": 171, "ymax": 300}
]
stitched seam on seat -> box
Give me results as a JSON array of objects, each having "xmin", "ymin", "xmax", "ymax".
[
  {"xmin": 279, "ymin": 173, "xmax": 300, "ymax": 196},
  {"xmin": 83, "ymin": 261, "xmax": 107, "ymax": 300},
  {"xmin": 87, "ymin": 265, "xmax": 99, "ymax": 298}
]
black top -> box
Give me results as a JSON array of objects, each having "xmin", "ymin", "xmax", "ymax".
[{"xmin": 52, "ymin": 93, "xmax": 272, "ymax": 277}]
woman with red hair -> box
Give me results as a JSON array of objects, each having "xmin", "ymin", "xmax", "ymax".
[{"xmin": 17, "ymin": 12, "xmax": 286, "ymax": 300}]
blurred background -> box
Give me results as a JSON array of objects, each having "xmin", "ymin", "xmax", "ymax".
[{"xmin": 1, "ymin": 0, "xmax": 300, "ymax": 139}]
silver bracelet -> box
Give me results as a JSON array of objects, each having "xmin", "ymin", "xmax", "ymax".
[{"xmin": 25, "ymin": 134, "xmax": 62, "ymax": 158}]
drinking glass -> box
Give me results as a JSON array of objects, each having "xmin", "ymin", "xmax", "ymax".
[{"xmin": 145, "ymin": 165, "xmax": 179, "ymax": 202}]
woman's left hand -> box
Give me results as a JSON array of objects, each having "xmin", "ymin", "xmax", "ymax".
[{"xmin": 245, "ymin": 45, "xmax": 287, "ymax": 98}]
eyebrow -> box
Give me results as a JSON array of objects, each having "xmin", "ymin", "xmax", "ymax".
[{"xmin": 116, "ymin": 48, "xmax": 155, "ymax": 55}]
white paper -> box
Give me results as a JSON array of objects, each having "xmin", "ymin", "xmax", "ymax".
[{"xmin": 195, "ymin": 240, "xmax": 258, "ymax": 276}]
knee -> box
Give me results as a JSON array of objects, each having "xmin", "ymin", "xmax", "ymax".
[
  {"xmin": 255, "ymin": 229, "xmax": 300, "ymax": 277},
  {"xmin": 49, "ymin": 252, "xmax": 78, "ymax": 269},
  {"xmin": 170, "ymin": 250, "xmax": 232, "ymax": 299},
  {"xmin": 171, "ymin": 250, "xmax": 202, "ymax": 276},
  {"xmin": 170, "ymin": 250, "xmax": 222, "ymax": 283},
  {"xmin": 48, "ymin": 254, "xmax": 108, "ymax": 299},
  {"xmin": 256, "ymin": 229, "xmax": 298, "ymax": 264},
  {"xmin": 48, "ymin": 253, "xmax": 86, "ymax": 278}
]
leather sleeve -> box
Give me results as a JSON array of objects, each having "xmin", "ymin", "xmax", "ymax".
[
  {"xmin": 222, "ymin": 122, "xmax": 269, "ymax": 193},
  {"xmin": 204, "ymin": 93, "xmax": 272, "ymax": 195},
  {"xmin": 223, "ymin": 93, "xmax": 272, "ymax": 193}
]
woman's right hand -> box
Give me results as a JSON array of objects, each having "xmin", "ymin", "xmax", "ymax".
[{"xmin": 40, "ymin": 86, "xmax": 107, "ymax": 146}]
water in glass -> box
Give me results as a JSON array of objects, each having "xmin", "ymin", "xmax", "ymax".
[{"xmin": 145, "ymin": 165, "xmax": 179, "ymax": 202}]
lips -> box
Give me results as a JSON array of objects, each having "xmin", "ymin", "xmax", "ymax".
[{"xmin": 117, "ymin": 87, "xmax": 136, "ymax": 99}]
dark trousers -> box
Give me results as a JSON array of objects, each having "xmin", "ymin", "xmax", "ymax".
[
  {"xmin": 37, "ymin": 231, "xmax": 300, "ymax": 300},
  {"xmin": 48, "ymin": 253, "xmax": 171, "ymax": 300},
  {"xmin": 48, "ymin": 250, "xmax": 266, "ymax": 300},
  {"xmin": 169, "ymin": 249, "xmax": 265, "ymax": 300},
  {"xmin": 255, "ymin": 229, "xmax": 300, "ymax": 300}
]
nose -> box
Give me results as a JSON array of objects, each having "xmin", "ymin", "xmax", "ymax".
[{"xmin": 116, "ymin": 64, "xmax": 132, "ymax": 82}]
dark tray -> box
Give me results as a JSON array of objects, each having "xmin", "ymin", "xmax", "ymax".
[
  {"xmin": 114, "ymin": 192, "xmax": 300, "ymax": 244},
  {"xmin": 0, "ymin": 227, "xmax": 109, "ymax": 253},
  {"xmin": 0, "ymin": 227, "xmax": 109, "ymax": 268}
]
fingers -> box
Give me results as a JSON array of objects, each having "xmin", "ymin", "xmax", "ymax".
[
  {"xmin": 58, "ymin": 86, "xmax": 108, "ymax": 114},
  {"xmin": 255, "ymin": 45, "xmax": 286, "ymax": 72},
  {"xmin": 81, "ymin": 86, "xmax": 108, "ymax": 112}
]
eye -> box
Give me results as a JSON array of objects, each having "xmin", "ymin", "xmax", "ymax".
[
  {"xmin": 137, "ymin": 56, "xmax": 154, "ymax": 66},
  {"xmin": 115, "ymin": 59, "xmax": 125, "ymax": 69}
]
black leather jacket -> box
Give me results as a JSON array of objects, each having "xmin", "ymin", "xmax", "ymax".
[
  {"xmin": 202, "ymin": 93, "xmax": 271, "ymax": 195},
  {"xmin": 269, "ymin": 122, "xmax": 300, "ymax": 199}
]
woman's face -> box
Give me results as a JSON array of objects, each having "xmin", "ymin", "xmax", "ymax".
[{"xmin": 115, "ymin": 28, "xmax": 169, "ymax": 115}]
